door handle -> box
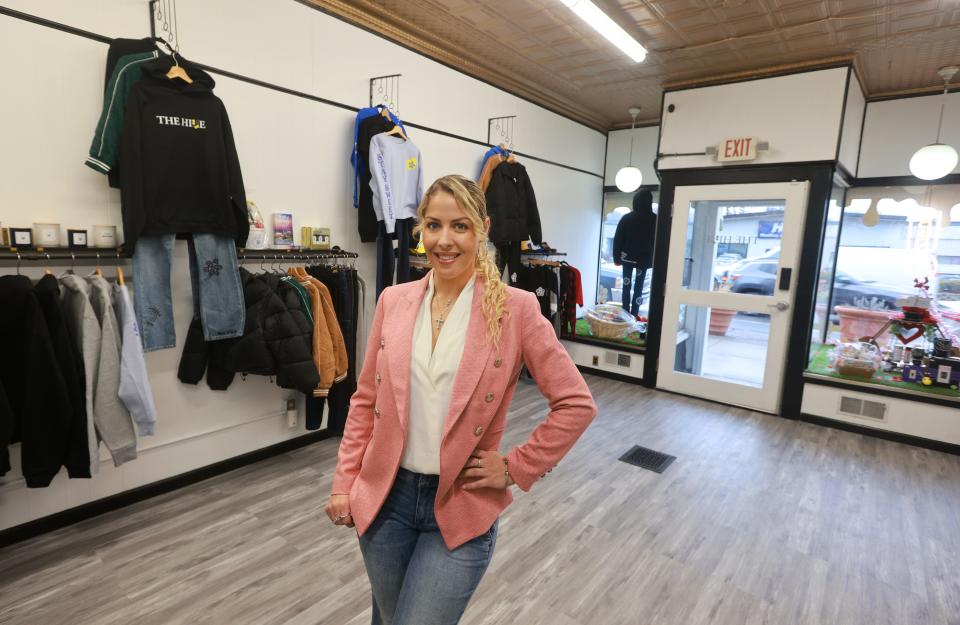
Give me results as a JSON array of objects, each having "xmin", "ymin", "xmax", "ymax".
[{"xmin": 767, "ymin": 301, "xmax": 790, "ymax": 311}]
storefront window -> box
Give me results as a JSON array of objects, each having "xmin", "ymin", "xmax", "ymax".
[
  {"xmin": 808, "ymin": 180, "xmax": 845, "ymax": 362},
  {"xmin": 807, "ymin": 184, "xmax": 960, "ymax": 396},
  {"xmin": 579, "ymin": 187, "xmax": 658, "ymax": 348}
]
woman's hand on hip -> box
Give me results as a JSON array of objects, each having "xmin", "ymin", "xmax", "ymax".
[
  {"xmin": 460, "ymin": 449, "xmax": 512, "ymax": 490},
  {"xmin": 325, "ymin": 494, "xmax": 354, "ymax": 527}
]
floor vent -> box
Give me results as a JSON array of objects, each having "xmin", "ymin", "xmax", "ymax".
[
  {"xmin": 838, "ymin": 396, "xmax": 888, "ymax": 421},
  {"xmin": 604, "ymin": 352, "xmax": 632, "ymax": 368},
  {"xmin": 619, "ymin": 445, "xmax": 676, "ymax": 473}
]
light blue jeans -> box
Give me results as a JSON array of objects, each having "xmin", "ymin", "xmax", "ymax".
[
  {"xmin": 132, "ymin": 233, "xmax": 245, "ymax": 352},
  {"xmin": 359, "ymin": 468, "xmax": 498, "ymax": 625}
]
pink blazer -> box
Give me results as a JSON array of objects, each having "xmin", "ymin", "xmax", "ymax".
[{"xmin": 331, "ymin": 273, "xmax": 597, "ymax": 549}]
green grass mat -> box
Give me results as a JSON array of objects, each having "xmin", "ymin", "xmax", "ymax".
[
  {"xmin": 574, "ymin": 318, "xmax": 646, "ymax": 348},
  {"xmin": 806, "ymin": 344, "xmax": 960, "ymax": 398}
]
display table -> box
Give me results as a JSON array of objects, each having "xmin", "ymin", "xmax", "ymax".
[{"xmin": 806, "ymin": 344, "xmax": 960, "ymax": 398}]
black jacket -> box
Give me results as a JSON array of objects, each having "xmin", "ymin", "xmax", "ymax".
[
  {"xmin": 119, "ymin": 57, "xmax": 248, "ymax": 253},
  {"xmin": 178, "ymin": 269, "xmax": 320, "ymax": 394},
  {"xmin": 613, "ymin": 190, "xmax": 657, "ymax": 267},
  {"xmin": 485, "ymin": 161, "xmax": 542, "ymax": 245},
  {"xmin": 357, "ymin": 114, "xmax": 396, "ymax": 242},
  {"xmin": 0, "ymin": 276, "xmax": 73, "ymax": 487},
  {"xmin": 35, "ymin": 275, "xmax": 91, "ymax": 479}
]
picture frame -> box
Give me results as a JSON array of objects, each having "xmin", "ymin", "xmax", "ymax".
[
  {"xmin": 9, "ymin": 227, "xmax": 33, "ymax": 249},
  {"xmin": 67, "ymin": 229, "xmax": 88, "ymax": 249}
]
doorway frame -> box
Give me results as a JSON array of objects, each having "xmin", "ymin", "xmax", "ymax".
[{"xmin": 642, "ymin": 162, "xmax": 836, "ymax": 417}]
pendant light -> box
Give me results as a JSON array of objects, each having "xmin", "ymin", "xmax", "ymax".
[
  {"xmin": 909, "ymin": 66, "xmax": 958, "ymax": 181},
  {"xmin": 615, "ymin": 107, "xmax": 643, "ymax": 192}
]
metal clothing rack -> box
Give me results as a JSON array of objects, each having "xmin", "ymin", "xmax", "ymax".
[{"xmin": 0, "ymin": 247, "xmax": 359, "ymax": 268}]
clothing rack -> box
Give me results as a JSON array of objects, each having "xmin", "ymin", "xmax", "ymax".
[{"xmin": 0, "ymin": 247, "xmax": 359, "ymax": 263}]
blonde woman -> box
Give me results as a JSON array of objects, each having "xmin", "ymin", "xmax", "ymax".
[{"xmin": 326, "ymin": 174, "xmax": 596, "ymax": 625}]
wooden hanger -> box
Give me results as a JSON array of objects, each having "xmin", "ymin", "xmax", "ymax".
[
  {"xmin": 166, "ymin": 51, "xmax": 193, "ymax": 84},
  {"xmin": 115, "ymin": 251, "xmax": 125, "ymax": 286},
  {"xmin": 384, "ymin": 124, "xmax": 407, "ymax": 141}
]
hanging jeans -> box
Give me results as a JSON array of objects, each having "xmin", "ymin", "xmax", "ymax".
[
  {"xmin": 133, "ymin": 234, "xmax": 245, "ymax": 352},
  {"xmin": 621, "ymin": 262, "xmax": 647, "ymax": 316},
  {"xmin": 495, "ymin": 241, "xmax": 522, "ymax": 284},
  {"xmin": 376, "ymin": 218, "xmax": 413, "ymax": 299},
  {"xmin": 359, "ymin": 468, "xmax": 498, "ymax": 625}
]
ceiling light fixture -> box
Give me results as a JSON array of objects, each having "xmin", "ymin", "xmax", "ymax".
[
  {"xmin": 615, "ymin": 107, "xmax": 643, "ymax": 192},
  {"xmin": 560, "ymin": 0, "xmax": 647, "ymax": 63},
  {"xmin": 909, "ymin": 66, "xmax": 959, "ymax": 181}
]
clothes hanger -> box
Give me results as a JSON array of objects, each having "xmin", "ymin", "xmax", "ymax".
[
  {"xmin": 166, "ymin": 50, "xmax": 193, "ymax": 84},
  {"xmin": 94, "ymin": 252, "xmax": 103, "ymax": 277},
  {"xmin": 44, "ymin": 253, "xmax": 53, "ymax": 276},
  {"xmin": 115, "ymin": 250, "xmax": 125, "ymax": 286},
  {"xmin": 384, "ymin": 124, "xmax": 407, "ymax": 141}
]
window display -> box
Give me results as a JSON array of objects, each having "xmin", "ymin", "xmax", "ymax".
[
  {"xmin": 806, "ymin": 183, "xmax": 960, "ymax": 397},
  {"xmin": 587, "ymin": 188, "xmax": 658, "ymax": 348}
]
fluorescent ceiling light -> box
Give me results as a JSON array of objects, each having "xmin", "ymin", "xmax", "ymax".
[{"xmin": 561, "ymin": 0, "xmax": 647, "ymax": 63}]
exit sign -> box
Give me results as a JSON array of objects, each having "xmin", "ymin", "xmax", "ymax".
[{"xmin": 717, "ymin": 137, "xmax": 758, "ymax": 162}]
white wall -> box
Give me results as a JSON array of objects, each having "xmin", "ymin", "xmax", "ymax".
[
  {"xmin": 658, "ymin": 67, "xmax": 848, "ymax": 170},
  {"xmin": 801, "ymin": 383, "xmax": 960, "ymax": 445},
  {"xmin": 0, "ymin": 0, "xmax": 605, "ymax": 531},
  {"xmin": 858, "ymin": 91, "xmax": 960, "ymax": 178},
  {"xmin": 837, "ymin": 70, "xmax": 866, "ymax": 176},
  {"xmin": 605, "ymin": 126, "xmax": 660, "ymax": 187},
  {"xmin": 562, "ymin": 340, "xmax": 644, "ymax": 381}
]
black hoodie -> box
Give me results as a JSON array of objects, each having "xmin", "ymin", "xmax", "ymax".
[
  {"xmin": 613, "ymin": 189, "xmax": 657, "ymax": 267},
  {"xmin": 118, "ymin": 57, "xmax": 248, "ymax": 253}
]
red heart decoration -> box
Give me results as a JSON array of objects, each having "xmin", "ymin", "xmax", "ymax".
[{"xmin": 894, "ymin": 326, "xmax": 924, "ymax": 345}]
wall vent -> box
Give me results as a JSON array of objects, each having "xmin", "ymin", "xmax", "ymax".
[
  {"xmin": 838, "ymin": 396, "xmax": 887, "ymax": 421},
  {"xmin": 604, "ymin": 351, "xmax": 632, "ymax": 368}
]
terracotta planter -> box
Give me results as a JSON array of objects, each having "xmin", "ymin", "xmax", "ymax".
[
  {"xmin": 709, "ymin": 308, "xmax": 736, "ymax": 336},
  {"xmin": 834, "ymin": 305, "xmax": 890, "ymax": 341}
]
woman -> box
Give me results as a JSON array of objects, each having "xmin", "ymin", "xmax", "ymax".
[{"xmin": 326, "ymin": 174, "xmax": 596, "ymax": 625}]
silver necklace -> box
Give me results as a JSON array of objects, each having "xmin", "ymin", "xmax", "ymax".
[{"xmin": 433, "ymin": 294, "xmax": 453, "ymax": 331}]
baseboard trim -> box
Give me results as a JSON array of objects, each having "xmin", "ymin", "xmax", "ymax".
[
  {"xmin": 577, "ymin": 365, "xmax": 645, "ymax": 385},
  {"xmin": 799, "ymin": 413, "xmax": 960, "ymax": 456},
  {"xmin": 0, "ymin": 429, "xmax": 333, "ymax": 549}
]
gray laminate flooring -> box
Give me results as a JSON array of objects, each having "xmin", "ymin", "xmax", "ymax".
[{"xmin": 2, "ymin": 375, "xmax": 960, "ymax": 625}]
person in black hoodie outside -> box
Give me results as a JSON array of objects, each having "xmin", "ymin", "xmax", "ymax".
[
  {"xmin": 119, "ymin": 55, "xmax": 247, "ymax": 353},
  {"xmin": 613, "ymin": 189, "xmax": 657, "ymax": 316}
]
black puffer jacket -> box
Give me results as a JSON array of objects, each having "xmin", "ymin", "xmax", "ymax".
[
  {"xmin": 178, "ymin": 269, "xmax": 319, "ymax": 393},
  {"xmin": 485, "ymin": 161, "xmax": 542, "ymax": 245}
]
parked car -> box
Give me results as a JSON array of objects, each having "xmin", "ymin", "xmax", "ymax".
[{"xmin": 728, "ymin": 261, "xmax": 905, "ymax": 311}]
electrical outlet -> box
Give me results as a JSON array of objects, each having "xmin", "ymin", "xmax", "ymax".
[
  {"xmin": 592, "ymin": 355, "xmax": 599, "ymax": 366},
  {"xmin": 285, "ymin": 398, "xmax": 298, "ymax": 428}
]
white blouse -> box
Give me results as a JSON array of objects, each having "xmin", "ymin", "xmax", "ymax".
[{"xmin": 400, "ymin": 273, "xmax": 475, "ymax": 475}]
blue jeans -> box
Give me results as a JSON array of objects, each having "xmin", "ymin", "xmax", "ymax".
[
  {"xmin": 359, "ymin": 468, "xmax": 498, "ymax": 625},
  {"xmin": 133, "ymin": 234, "xmax": 245, "ymax": 352}
]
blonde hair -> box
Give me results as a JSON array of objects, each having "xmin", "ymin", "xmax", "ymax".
[{"xmin": 413, "ymin": 174, "xmax": 507, "ymax": 346}]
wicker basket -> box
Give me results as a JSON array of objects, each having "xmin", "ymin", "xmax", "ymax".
[
  {"xmin": 585, "ymin": 304, "xmax": 634, "ymax": 339},
  {"xmin": 835, "ymin": 360, "xmax": 878, "ymax": 378}
]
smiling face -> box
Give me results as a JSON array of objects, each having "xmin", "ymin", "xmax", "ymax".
[{"xmin": 421, "ymin": 190, "xmax": 490, "ymax": 284}]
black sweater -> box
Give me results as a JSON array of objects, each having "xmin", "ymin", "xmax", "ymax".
[
  {"xmin": 0, "ymin": 276, "xmax": 73, "ymax": 487},
  {"xmin": 118, "ymin": 57, "xmax": 248, "ymax": 253},
  {"xmin": 35, "ymin": 275, "xmax": 92, "ymax": 479},
  {"xmin": 485, "ymin": 161, "xmax": 542, "ymax": 245}
]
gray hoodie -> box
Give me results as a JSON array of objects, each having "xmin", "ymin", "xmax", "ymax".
[
  {"xmin": 59, "ymin": 274, "xmax": 103, "ymax": 475},
  {"xmin": 112, "ymin": 283, "xmax": 157, "ymax": 436},
  {"xmin": 86, "ymin": 274, "xmax": 138, "ymax": 466}
]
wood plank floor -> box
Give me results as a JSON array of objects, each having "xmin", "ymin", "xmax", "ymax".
[{"xmin": 2, "ymin": 374, "xmax": 960, "ymax": 625}]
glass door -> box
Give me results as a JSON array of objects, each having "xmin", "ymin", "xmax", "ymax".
[{"xmin": 656, "ymin": 182, "xmax": 809, "ymax": 413}]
